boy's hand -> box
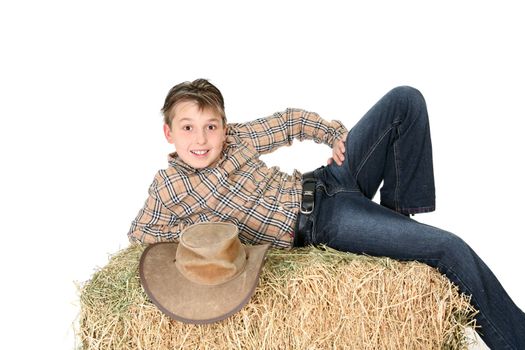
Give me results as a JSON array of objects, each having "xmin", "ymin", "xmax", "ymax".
[{"xmin": 327, "ymin": 132, "xmax": 348, "ymax": 166}]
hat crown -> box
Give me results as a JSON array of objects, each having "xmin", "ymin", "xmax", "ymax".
[{"xmin": 176, "ymin": 223, "xmax": 247, "ymax": 285}]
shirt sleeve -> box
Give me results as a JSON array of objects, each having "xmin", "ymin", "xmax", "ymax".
[
  {"xmin": 127, "ymin": 173, "xmax": 182, "ymax": 244},
  {"xmin": 229, "ymin": 108, "xmax": 348, "ymax": 155}
]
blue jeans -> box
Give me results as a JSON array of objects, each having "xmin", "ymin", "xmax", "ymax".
[{"xmin": 294, "ymin": 86, "xmax": 525, "ymax": 349}]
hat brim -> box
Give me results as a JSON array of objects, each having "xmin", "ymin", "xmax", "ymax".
[{"xmin": 139, "ymin": 242, "xmax": 270, "ymax": 324}]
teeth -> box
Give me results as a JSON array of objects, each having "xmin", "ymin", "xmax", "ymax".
[{"xmin": 191, "ymin": 150, "xmax": 208, "ymax": 155}]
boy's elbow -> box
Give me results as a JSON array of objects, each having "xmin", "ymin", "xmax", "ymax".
[
  {"xmin": 127, "ymin": 229, "xmax": 142, "ymax": 244},
  {"xmin": 127, "ymin": 229, "xmax": 152, "ymax": 244}
]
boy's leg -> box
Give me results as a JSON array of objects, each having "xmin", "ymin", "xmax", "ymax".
[
  {"xmin": 324, "ymin": 86, "xmax": 435, "ymax": 215},
  {"xmin": 312, "ymin": 189, "xmax": 525, "ymax": 350}
]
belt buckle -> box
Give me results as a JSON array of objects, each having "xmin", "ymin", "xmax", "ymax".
[
  {"xmin": 300, "ymin": 181, "xmax": 316, "ymax": 215},
  {"xmin": 300, "ymin": 202, "xmax": 314, "ymax": 215}
]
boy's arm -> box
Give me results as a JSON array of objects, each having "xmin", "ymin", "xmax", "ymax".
[
  {"xmin": 230, "ymin": 108, "xmax": 348, "ymax": 155},
  {"xmin": 127, "ymin": 172, "xmax": 182, "ymax": 244}
]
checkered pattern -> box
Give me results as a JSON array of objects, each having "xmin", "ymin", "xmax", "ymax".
[{"xmin": 128, "ymin": 108, "xmax": 347, "ymax": 248}]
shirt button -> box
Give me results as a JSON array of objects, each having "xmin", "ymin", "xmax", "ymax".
[{"xmin": 229, "ymin": 185, "xmax": 235, "ymax": 191}]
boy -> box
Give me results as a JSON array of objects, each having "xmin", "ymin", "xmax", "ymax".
[
  {"xmin": 128, "ymin": 78, "xmax": 348, "ymax": 248},
  {"xmin": 128, "ymin": 79, "xmax": 524, "ymax": 349}
]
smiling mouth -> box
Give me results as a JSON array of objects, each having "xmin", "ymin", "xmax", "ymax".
[{"xmin": 190, "ymin": 150, "xmax": 209, "ymax": 156}]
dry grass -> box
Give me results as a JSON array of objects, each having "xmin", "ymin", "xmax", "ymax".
[{"xmin": 78, "ymin": 244, "xmax": 477, "ymax": 350}]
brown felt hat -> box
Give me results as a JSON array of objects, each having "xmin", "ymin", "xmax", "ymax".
[{"xmin": 139, "ymin": 222, "xmax": 270, "ymax": 324}]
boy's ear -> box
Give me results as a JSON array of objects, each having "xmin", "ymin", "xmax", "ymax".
[{"xmin": 163, "ymin": 124, "xmax": 174, "ymax": 144}]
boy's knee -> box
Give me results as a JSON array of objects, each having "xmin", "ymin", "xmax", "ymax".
[
  {"xmin": 440, "ymin": 233, "xmax": 474, "ymax": 265},
  {"xmin": 389, "ymin": 86, "xmax": 425, "ymax": 104},
  {"xmin": 387, "ymin": 86, "xmax": 427, "ymax": 123}
]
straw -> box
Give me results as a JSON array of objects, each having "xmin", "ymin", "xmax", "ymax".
[{"xmin": 78, "ymin": 244, "xmax": 477, "ymax": 349}]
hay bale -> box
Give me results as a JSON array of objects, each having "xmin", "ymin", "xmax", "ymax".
[{"xmin": 78, "ymin": 244, "xmax": 477, "ymax": 349}]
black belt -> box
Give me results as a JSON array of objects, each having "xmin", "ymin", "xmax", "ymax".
[
  {"xmin": 294, "ymin": 171, "xmax": 317, "ymax": 247},
  {"xmin": 300, "ymin": 171, "xmax": 317, "ymax": 215}
]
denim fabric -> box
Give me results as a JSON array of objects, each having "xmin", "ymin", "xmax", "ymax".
[{"xmin": 295, "ymin": 86, "xmax": 525, "ymax": 349}]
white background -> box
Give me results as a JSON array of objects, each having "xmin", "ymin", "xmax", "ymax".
[{"xmin": 1, "ymin": 1, "xmax": 523, "ymax": 349}]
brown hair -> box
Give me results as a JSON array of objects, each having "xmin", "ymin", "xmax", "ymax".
[{"xmin": 162, "ymin": 79, "xmax": 226, "ymax": 127}]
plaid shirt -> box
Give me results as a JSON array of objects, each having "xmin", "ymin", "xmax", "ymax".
[{"xmin": 128, "ymin": 108, "xmax": 347, "ymax": 248}]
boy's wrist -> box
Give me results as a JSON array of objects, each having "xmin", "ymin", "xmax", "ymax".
[{"xmin": 331, "ymin": 123, "xmax": 348, "ymax": 147}]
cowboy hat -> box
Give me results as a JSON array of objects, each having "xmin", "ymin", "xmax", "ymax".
[{"xmin": 139, "ymin": 222, "xmax": 270, "ymax": 324}]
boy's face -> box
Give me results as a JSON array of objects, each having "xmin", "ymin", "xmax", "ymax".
[{"xmin": 163, "ymin": 100, "xmax": 227, "ymax": 169}]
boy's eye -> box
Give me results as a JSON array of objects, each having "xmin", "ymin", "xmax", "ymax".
[
  {"xmin": 182, "ymin": 125, "xmax": 192, "ymax": 131},
  {"xmin": 207, "ymin": 125, "xmax": 217, "ymax": 130}
]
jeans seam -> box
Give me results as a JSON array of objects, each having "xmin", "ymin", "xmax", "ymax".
[
  {"xmin": 354, "ymin": 125, "xmax": 394, "ymax": 180},
  {"xmin": 316, "ymin": 184, "xmax": 361, "ymax": 197},
  {"xmin": 393, "ymin": 131, "xmax": 400, "ymax": 211},
  {"xmin": 398, "ymin": 206, "xmax": 435, "ymax": 215}
]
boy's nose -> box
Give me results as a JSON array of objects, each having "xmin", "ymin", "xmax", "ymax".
[{"xmin": 195, "ymin": 130, "xmax": 207, "ymax": 144}]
